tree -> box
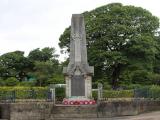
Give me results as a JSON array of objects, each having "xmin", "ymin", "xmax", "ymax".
[
  {"xmin": 27, "ymin": 47, "xmax": 61, "ymax": 86},
  {"xmin": 31, "ymin": 61, "xmax": 54, "ymax": 86},
  {"xmin": 30, "ymin": 60, "xmax": 62, "ymax": 86},
  {"xmin": 0, "ymin": 47, "xmax": 61, "ymax": 86},
  {"xmin": 153, "ymin": 33, "xmax": 160, "ymax": 84},
  {"xmin": 0, "ymin": 51, "xmax": 33, "ymax": 81},
  {"xmin": 59, "ymin": 3, "xmax": 159, "ymax": 89},
  {"xmin": 28, "ymin": 47, "xmax": 58, "ymax": 62}
]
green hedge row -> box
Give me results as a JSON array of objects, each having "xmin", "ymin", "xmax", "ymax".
[
  {"xmin": 0, "ymin": 87, "xmax": 48, "ymax": 99},
  {"xmin": 149, "ymin": 85, "xmax": 160, "ymax": 99},
  {"xmin": 92, "ymin": 85, "xmax": 160, "ymax": 99},
  {"xmin": 133, "ymin": 85, "xmax": 160, "ymax": 99},
  {"xmin": 0, "ymin": 86, "xmax": 66, "ymax": 100},
  {"xmin": 0, "ymin": 85, "xmax": 159, "ymax": 100},
  {"xmin": 0, "ymin": 87, "xmax": 134, "ymax": 100},
  {"xmin": 92, "ymin": 90, "xmax": 134, "ymax": 99},
  {"xmin": 103, "ymin": 90, "xmax": 134, "ymax": 98}
]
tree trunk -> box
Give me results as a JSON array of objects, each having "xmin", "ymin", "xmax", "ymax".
[{"xmin": 111, "ymin": 63, "xmax": 121, "ymax": 90}]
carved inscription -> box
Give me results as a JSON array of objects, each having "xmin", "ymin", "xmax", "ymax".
[{"xmin": 71, "ymin": 75, "xmax": 85, "ymax": 96}]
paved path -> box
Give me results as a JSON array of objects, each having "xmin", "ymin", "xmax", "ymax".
[
  {"xmin": 95, "ymin": 111, "xmax": 160, "ymax": 120},
  {"xmin": 55, "ymin": 111, "xmax": 160, "ymax": 120},
  {"xmin": 112, "ymin": 111, "xmax": 160, "ymax": 120}
]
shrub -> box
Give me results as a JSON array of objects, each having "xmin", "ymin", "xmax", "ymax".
[
  {"xmin": 92, "ymin": 91, "xmax": 98, "ymax": 100},
  {"xmin": 55, "ymin": 87, "xmax": 65, "ymax": 101},
  {"xmin": 132, "ymin": 70, "xmax": 152, "ymax": 85},
  {"xmin": 0, "ymin": 86, "xmax": 48, "ymax": 99},
  {"xmin": 103, "ymin": 82, "xmax": 112, "ymax": 90},
  {"xmin": 103, "ymin": 90, "xmax": 134, "ymax": 98},
  {"xmin": 0, "ymin": 78, "xmax": 5, "ymax": 86},
  {"xmin": 120, "ymin": 84, "xmax": 145, "ymax": 90},
  {"xmin": 0, "ymin": 86, "xmax": 66, "ymax": 100},
  {"xmin": 18, "ymin": 81, "xmax": 36, "ymax": 87},
  {"xmin": 128, "ymin": 85, "xmax": 160, "ymax": 99},
  {"xmin": 92, "ymin": 90, "xmax": 134, "ymax": 99},
  {"xmin": 5, "ymin": 77, "xmax": 19, "ymax": 86},
  {"xmin": 148, "ymin": 85, "xmax": 160, "ymax": 99}
]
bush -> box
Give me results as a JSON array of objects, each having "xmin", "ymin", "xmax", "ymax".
[
  {"xmin": 132, "ymin": 70, "xmax": 152, "ymax": 85},
  {"xmin": 0, "ymin": 86, "xmax": 66, "ymax": 100},
  {"xmin": 120, "ymin": 84, "xmax": 144, "ymax": 89},
  {"xmin": 92, "ymin": 90, "xmax": 134, "ymax": 99},
  {"xmin": 5, "ymin": 77, "xmax": 19, "ymax": 86},
  {"xmin": 55, "ymin": 87, "xmax": 65, "ymax": 101},
  {"xmin": 103, "ymin": 82, "xmax": 112, "ymax": 90},
  {"xmin": 18, "ymin": 81, "xmax": 36, "ymax": 87},
  {"xmin": 148, "ymin": 85, "xmax": 160, "ymax": 99},
  {"xmin": 128, "ymin": 85, "xmax": 160, "ymax": 99},
  {"xmin": 0, "ymin": 78, "xmax": 5, "ymax": 86},
  {"xmin": 103, "ymin": 90, "xmax": 134, "ymax": 98},
  {"xmin": 92, "ymin": 91, "xmax": 98, "ymax": 99},
  {"xmin": 0, "ymin": 86, "xmax": 48, "ymax": 99}
]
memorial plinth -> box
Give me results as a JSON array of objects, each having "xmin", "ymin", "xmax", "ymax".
[{"xmin": 63, "ymin": 14, "xmax": 94, "ymax": 102}]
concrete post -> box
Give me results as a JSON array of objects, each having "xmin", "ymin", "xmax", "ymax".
[{"xmin": 98, "ymin": 83, "xmax": 103, "ymax": 100}]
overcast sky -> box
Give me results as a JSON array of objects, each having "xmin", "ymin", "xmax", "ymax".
[{"xmin": 0, "ymin": 0, "xmax": 160, "ymax": 61}]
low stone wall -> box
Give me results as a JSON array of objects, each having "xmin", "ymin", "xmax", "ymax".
[
  {"xmin": 0, "ymin": 102, "xmax": 53, "ymax": 120},
  {"xmin": 10, "ymin": 102, "xmax": 53, "ymax": 120},
  {"xmin": 97, "ymin": 99, "xmax": 160, "ymax": 117},
  {"xmin": 0, "ymin": 99, "xmax": 159, "ymax": 120},
  {"xmin": 0, "ymin": 103, "xmax": 10, "ymax": 119}
]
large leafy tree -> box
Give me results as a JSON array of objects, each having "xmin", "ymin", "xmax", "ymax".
[
  {"xmin": 28, "ymin": 47, "xmax": 58, "ymax": 62},
  {"xmin": 0, "ymin": 51, "xmax": 32, "ymax": 81},
  {"xmin": 153, "ymin": 33, "xmax": 160, "ymax": 85},
  {"xmin": 59, "ymin": 3, "xmax": 160, "ymax": 89}
]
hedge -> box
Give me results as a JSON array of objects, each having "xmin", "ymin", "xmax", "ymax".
[
  {"xmin": 0, "ymin": 86, "xmax": 48, "ymax": 99},
  {"xmin": 133, "ymin": 85, "xmax": 160, "ymax": 99},
  {"xmin": 148, "ymin": 85, "xmax": 160, "ymax": 99},
  {"xmin": 104, "ymin": 90, "xmax": 134, "ymax": 98},
  {"xmin": 92, "ymin": 90, "xmax": 134, "ymax": 99},
  {"xmin": 0, "ymin": 85, "xmax": 159, "ymax": 100},
  {"xmin": 0, "ymin": 86, "xmax": 66, "ymax": 100}
]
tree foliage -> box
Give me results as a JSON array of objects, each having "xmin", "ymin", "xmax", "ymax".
[
  {"xmin": 28, "ymin": 47, "xmax": 58, "ymax": 62},
  {"xmin": 0, "ymin": 47, "xmax": 62, "ymax": 86},
  {"xmin": 59, "ymin": 3, "xmax": 160, "ymax": 88},
  {"xmin": 0, "ymin": 51, "xmax": 32, "ymax": 81},
  {"xmin": 0, "ymin": 3, "xmax": 159, "ymax": 88}
]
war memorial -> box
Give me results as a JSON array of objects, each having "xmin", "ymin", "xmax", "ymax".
[
  {"xmin": 62, "ymin": 14, "xmax": 95, "ymax": 105},
  {"xmin": 0, "ymin": 14, "xmax": 159, "ymax": 120}
]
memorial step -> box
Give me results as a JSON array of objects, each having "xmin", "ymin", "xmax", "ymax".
[{"xmin": 50, "ymin": 105, "xmax": 98, "ymax": 118}]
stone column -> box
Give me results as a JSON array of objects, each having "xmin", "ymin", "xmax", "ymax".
[
  {"xmin": 65, "ymin": 76, "xmax": 71, "ymax": 98},
  {"xmin": 85, "ymin": 76, "xmax": 92, "ymax": 98}
]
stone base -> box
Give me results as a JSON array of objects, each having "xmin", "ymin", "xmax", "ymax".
[{"xmin": 65, "ymin": 75, "xmax": 92, "ymax": 99}]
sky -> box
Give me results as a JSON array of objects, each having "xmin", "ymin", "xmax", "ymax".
[{"xmin": 0, "ymin": 0, "xmax": 160, "ymax": 61}]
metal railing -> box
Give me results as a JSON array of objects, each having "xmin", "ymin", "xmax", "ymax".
[
  {"xmin": 134, "ymin": 88, "xmax": 160, "ymax": 99},
  {"xmin": 0, "ymin": 90, "xmax": 53, "ymax": 103},
  {"xmin": 0, "ymin": 86, "xmax": 159, "ymax": 103}
]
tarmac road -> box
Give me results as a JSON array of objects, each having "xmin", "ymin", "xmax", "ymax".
[
  {"xmin": 55, "ymin": 111, "xmax": 160, "ymax": 120},
  {"xmin": 110, "ymin": 111, "xmax": 160, "ymax": 120}
]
